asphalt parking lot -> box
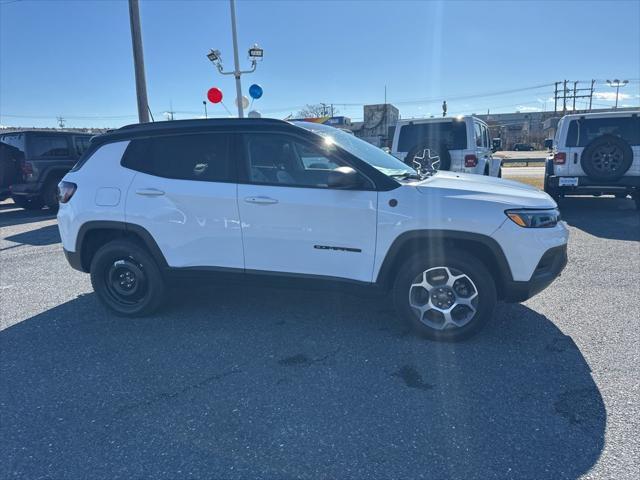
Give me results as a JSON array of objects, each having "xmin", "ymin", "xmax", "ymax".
[{"xmin": 1, "ymin": 197, "xmax": 638, "ymax": 479}]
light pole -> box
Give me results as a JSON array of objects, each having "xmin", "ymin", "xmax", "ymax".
[
  {"xmin": 606, "ymin": 79, "xmax": 628, "ymax": 109},
  {"xmin": 206, "ymin": 0, "xmax": 263, "ymax": 118},
  {"xmin": 203, "ymin": 101, "xmax": 208, "ymax": 119}
]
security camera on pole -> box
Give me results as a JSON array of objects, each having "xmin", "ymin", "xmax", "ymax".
[{"xmin": 206, "ymin": 0, "xmax": 263, "ymax": 118}]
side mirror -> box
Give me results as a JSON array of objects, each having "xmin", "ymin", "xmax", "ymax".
[{"xmin": 327, "ymin": 166, "xmax": 361, "ymax": 189}]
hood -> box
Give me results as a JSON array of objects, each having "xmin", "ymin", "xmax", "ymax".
[{"xmin": 412, "ymin": 171, "xmax": 557, "ymax": 209}]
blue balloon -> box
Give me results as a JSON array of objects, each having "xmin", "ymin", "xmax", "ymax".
[{"xmin": 249, "ymin": 84, "xmax": 263, "ymax": 99}]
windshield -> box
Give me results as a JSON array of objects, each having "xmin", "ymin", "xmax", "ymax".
[{"xmin": 294, "ymin": 121, "xmax": 416, "ymax": 177}]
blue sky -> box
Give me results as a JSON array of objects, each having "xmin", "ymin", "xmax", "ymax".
[{"xmin": 1, "ymin": 0, "xmax": 639, "ymax": 128}]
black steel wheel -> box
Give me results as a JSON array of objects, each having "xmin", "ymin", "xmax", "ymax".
[{"xmin": 90, "ymin": 239, "xmax": 166, "ymax": 317}]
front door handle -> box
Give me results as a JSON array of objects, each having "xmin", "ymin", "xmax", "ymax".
[
  {"xmin": 244, "ymin": 196, "xmax": 278, "ymax": 205},
  {"xmin": 136, "ymin": 188, "xmax": 165, "ymax": 197}
]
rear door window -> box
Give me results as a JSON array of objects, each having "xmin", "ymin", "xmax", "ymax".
[
  {"xmin": 397, "ymin": 121, "xmax": 467, "ymax": 152},
  {"xmin": 122, "ymin": 133, "xmax": 235, "ymax": 183},
  {"xmin": 566, "ymin": 116, "xmax": 640, "ymax": 147},
  {"xmin": 29, "ymin": 135, "xmax": 71, "ymax": 158}
]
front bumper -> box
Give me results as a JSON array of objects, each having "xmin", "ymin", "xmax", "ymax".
[
  {"xmin": 63, "ymin": 248, "xmax": 86, "ymax": 273},
  {"xmin": 503, "ymin": 243, "xmax": 567, "ymax": 302}
]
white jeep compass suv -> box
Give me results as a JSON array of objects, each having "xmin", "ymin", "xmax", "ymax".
[
  {"xmin": 391, "ymin": 116, "xmax": 502, "ymax": 177},
  {"xmin": 57, "ymin": 119, "xmax": 568, "ymax": 341}
]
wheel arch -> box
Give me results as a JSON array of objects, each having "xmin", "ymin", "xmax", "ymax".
[
  {"xmin": 75, "ymin": 221, "xmax": 168, "ymax": 273},
  {"xmin": 376, "ymin": 230, "xmax": 513, "ymax": 299}
]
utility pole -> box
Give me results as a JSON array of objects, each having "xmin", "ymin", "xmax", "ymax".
[
  {"xmin": 562, "ymin": 80, "xmax": 568, "ymax": 113},
  {"xmin": 589, "ymin": 79, "xmax": 595, "ymax": 111},
  {"xmin": 57, "ymin": 116, "xmax": 65, "ymax": 129},
  {"xmin": 229, "ymin": 0, "xmax": 244, "ymax": 118},
  {"xmin": 572, "ymin": 81, "xmax": 578, "ymax": 113},
  {"xmin": 128, "ymin": 0, "xmax": 150, "ymax": 123},
  {"xmin": 203, "ymin": 101, "xmax": 208, "ymax": 119},
  {"xmin": 554, "ymin": 82, "xmax": 559, "ymax": 113}
]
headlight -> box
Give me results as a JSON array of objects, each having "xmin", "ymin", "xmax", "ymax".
[{"xmin": 505, "ymin": 208, "xmax": 560, "ymax": 228}]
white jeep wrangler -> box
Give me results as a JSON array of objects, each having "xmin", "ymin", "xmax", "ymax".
[
  {"xmin": 391, "ymin": 116, "xmax": 502, "ymax": 177},
  {"xmin": 545, "ymin": 111, "xmax": 640, "ymax": 209},
  {"xmin": 57, "ymin": 119, "xmax": 567, "ymax": 341}
]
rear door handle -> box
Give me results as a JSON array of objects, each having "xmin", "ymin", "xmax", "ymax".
[
  {"xmin": 136, "ymin": 188, "xmax": 165, "ymax": 197},
  {"xmin": 244, "ymin": 196, "xmax": 278, "ymax": 205}
]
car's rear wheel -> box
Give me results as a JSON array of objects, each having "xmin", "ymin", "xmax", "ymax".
[
  {"xmin": 543, "ymin": 159, "xmax": 559, "ymax": 201},
  {"xmin": 42, "ymin": 177, "xmax": 61, "ymax": 212},
  {"xmin": 90, "ymin": 239, "xmax": 166, "ymax": 317},
  {"xmin": 392, "ymin": 249, "xmax": 497, "ymax": 341}
]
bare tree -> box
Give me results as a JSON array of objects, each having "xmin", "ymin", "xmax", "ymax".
[{"xmin": 296, "ymin": 103, "xmax": 338, "ymax": 118}]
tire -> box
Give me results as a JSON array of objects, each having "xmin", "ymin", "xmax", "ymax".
[
  {"xmin": 497, "ymin": 167, "xmax": 503, "ymax": 178},
  {"xmin": 580, "ymin": 134, "xmax": 633, "ymax": 181},
  {"xmin": 543, "ymin": 159, "xmax": 559, "ymax": 200},
  {"xmin": 392, "ymin": 249, "xmax": 497, "ymax": 341},
  {"xmin": 11, "ymin": 195, "xmax": 44, "ymax": 210},
  {"xmin": 90, "ymin": 239, "xmax": 166, "ymax": 317},
  {"xmin": 0, "ymin": 159, "xmax": 17, "ymax": 190},
  {"xmin": 406, "ymin": 143, "xmax": 451, "ymax": 171},
  {"xmin": 42, "ymin": 177, "xmax": 61, "ymax": 212}
]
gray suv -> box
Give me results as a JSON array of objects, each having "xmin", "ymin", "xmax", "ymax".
[{"xmin": 0, "ymin": 130, "xmax": 92, "ymax": 210}]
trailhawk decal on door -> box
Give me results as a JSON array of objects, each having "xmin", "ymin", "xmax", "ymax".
[{"xmin": 314, "ymin": 245, "xmax": 362, "ymax": 253}]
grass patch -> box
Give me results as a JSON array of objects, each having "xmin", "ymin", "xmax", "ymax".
[{"xmin": 504, "ymin": 175, "xmax": 544, "ymax": 190}]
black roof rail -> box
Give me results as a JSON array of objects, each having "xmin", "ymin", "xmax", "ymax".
[{"xmin": 116, "ymin": 117, "xmax": 289, "ymax": 132}]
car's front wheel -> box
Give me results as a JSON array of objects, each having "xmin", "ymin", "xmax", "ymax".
[
  {"xmin": 393, "ymin": 249, "xmax": 497, "ymax": 341},
  {"xmin": 90, "ymin": 239, "xmax": 166, "ymax": 317}
]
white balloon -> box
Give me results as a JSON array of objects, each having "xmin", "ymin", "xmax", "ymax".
[
  {"xmin": 235, "ymin": 95, "xmax": 250, "ymax": 109},
  {"xmin": 248, "ymin": 110, "xmax": 262, "ymax": 118}
]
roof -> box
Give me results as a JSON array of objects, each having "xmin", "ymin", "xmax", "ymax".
[
  {"xmin": 117, "ymin": 117, "xmax": 289, "ymax": 132},
  {"xmin": 560, "ymin": 110, "xmax": 639, "ymax": 120},
  {"xmin": 396, "ymin": 115, "xmax": 480, "ymax": 126},
  {"xmin": 93, "ymin": 117, "xmax": 293, "ymax": 144},
  {"xmin": 0, "ymin": 129, "xmax": 93, "ymax": 136}
]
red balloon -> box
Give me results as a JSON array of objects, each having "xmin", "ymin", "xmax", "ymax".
[{"xmin": 207, "ymin": 87, "xmax": 223, "ymax": 104}]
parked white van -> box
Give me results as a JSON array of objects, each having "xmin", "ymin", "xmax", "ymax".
[{"xmin": 391, "ymin": 116, "xmax": 502, "ymax": 177}]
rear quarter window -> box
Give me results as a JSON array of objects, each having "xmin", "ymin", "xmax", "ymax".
[
  {"xmin": 29, "ymin": 135, "xmax": 71, "ymax": 158},
  {"xmin": 121, "ymin": 133, "xmax": 235, "ymax": 183},
  {"xmin": 566, "ymin": 116, "xmax": 640, "ymax": 147},
  {"xmin": 397, "ymin": 121, "xmax": 467, "ymax": 152}
]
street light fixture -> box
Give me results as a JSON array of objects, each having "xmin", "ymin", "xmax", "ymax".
[
  {"xmin": 205, "ymin": 0, "xmax": 264, "ymax": 118},
  {"xmin": 206, "ymin": 49, "xmax": 221, "ymax": 64},
  {"xmin": 248, "ymin": 44, "xmax": 264, "ymax": 60},
  {"xmin": 606, "ymin": 79, "xmax": 629, "ymax": 109}
]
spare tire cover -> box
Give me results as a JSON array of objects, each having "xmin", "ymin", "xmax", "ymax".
[
  {"xmin": 406, "ymin": 144, "xmax": 452, "ymax": 171},
  {"xmin": 580, "ymin": 134, "xmax": 633, "ymax": 181}
]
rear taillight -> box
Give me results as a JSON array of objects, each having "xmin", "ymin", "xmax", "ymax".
[
  {"xmin": 464, "ymin": 154, "xmax": 478, "ymax": 167},
  {"xmin": 57, "ymin": 181, "xmax": 77, "ymax": 204},
  {"xmin": 553, "ymin": 152, "xmax": 566, "ymax": 165}
]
